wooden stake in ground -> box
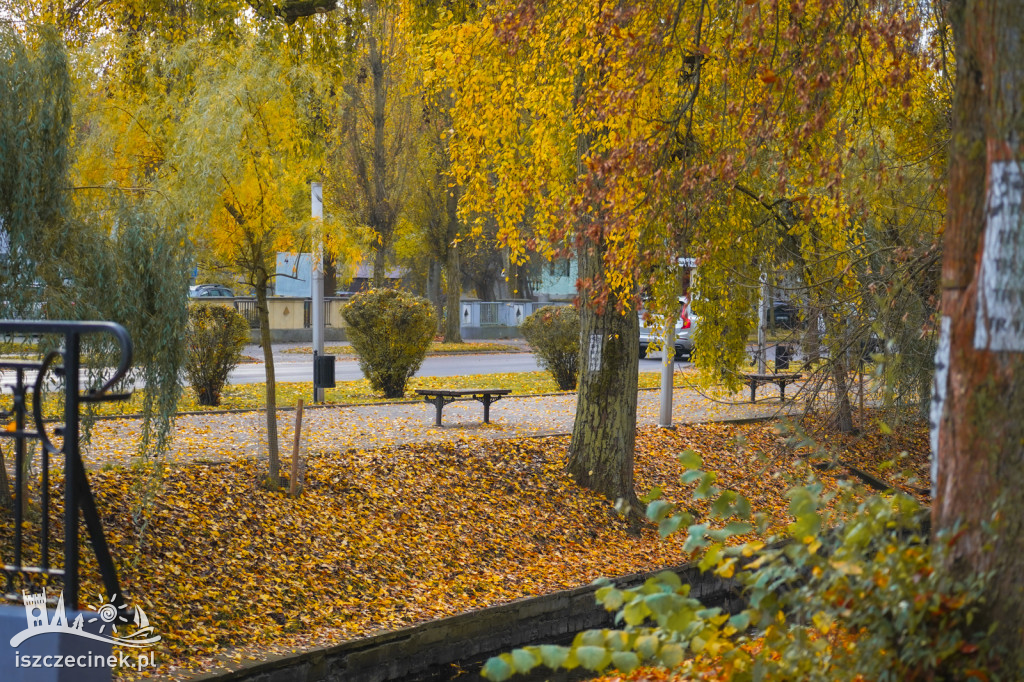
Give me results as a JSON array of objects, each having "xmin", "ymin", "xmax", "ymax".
[
  {"xmin": 859, "ymin": 360, "xmax": 865, "ymax": 430},
  {"xmin": 290, "ymin": 399, "xmax": 303, "ymax": 497}
]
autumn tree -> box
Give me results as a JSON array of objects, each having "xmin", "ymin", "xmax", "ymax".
[
  {"xmin": 329, "ymin": 0, "xmax": 419, "ymax": 288},
  {"xmin": 406, "ymin": 114, "xmax": 465, "ymax": 341},
  {"xmin": 0, "ymin": 20, "xmax": 188, "ymax": 465},
  {"xmin": 165, "ymin": 30, "xmax": 325, "ymax": 487}
]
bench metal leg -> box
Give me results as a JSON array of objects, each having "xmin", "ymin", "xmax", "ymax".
[
  {"xmin": 749, "ymin": 380, "xmax": 757, "ymax": 403},
  {"xmin": 477, "ymin": 394, "xmax": 504, "ymax": 423},
  {"xmin": 779, "ymin": 381, "xmax": 787, "ymax": 403},
  {"xmin": 425, "ymin": 395, "xmax": 453, "ymax": 426}
]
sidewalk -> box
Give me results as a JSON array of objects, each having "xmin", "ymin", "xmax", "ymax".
[{"xmin": 82, "ymin": 385, "xmax": 801, "ymax": 470}]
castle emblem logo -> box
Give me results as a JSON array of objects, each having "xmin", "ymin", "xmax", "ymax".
[{"xmin": 10, "ymin": 589, "xmax": 160, "ymax": 649}]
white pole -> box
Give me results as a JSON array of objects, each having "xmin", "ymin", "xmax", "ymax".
[
  {"xmin": 311, "ymin": 182, "xmax": 325, "ymax": 403},
  {"xmin": 658, "ymin": 299, "xmax": 679, "ymax": 428},
  {"xmin": 757, "ymin": 273, "xmax": 767, "ymax": 374}
]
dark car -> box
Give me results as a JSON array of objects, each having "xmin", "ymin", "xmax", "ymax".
[
  {"xmin": 189, "ymin": 284, "xmax": 235, "ymax": 298},
  {"xmin": 766, "ymin": 300, "xmax": 800, "ymax": 329}
]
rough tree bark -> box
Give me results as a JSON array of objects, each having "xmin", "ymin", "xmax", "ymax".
[
  {"xmin": 444, "ymin": 184, "xmax": 463, "ymax": 343},
  {"xmin": 255, "ymin": 275, "xmax": 281, "ymax": 487},
  {"xmin": 567, "ymin": 241, "xmax": 641, "ymax": 510},
  {"xmin": 427, "ymin": 260, "xmax": 443, "ymax": 334},
  {"xmin": 935, "ymin": 0, "xmax": 1024, "ymax": 672}
]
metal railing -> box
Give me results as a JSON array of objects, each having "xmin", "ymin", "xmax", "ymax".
[
  {"xmin": 234, "ymin": 299, "xmax": 260, "ymax": 329},
  {"xmin": 1, "ymin": 321, "xmax": 132, "ymax": 611},
  {"xmin": 303, "ymin": 300, "xmax": 331, "ymax": 329},
  {"xmin": 478, "ymin": 302, "xmax": 500, "ymax": 326}
]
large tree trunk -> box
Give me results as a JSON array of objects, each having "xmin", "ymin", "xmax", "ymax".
[
  {"xmin": 567, "ymin": 243, "xmax": 641, "ymax": 509},
  {"xmin": 369, "ymin": 29, "xmax": 391, "ymax": 289},
  {"xmin": 936, "ymin": 0, "xmax": 1024, "ymax": 671},
  {"xmin": 255, "ymin": 282, "xmax": 281, "ymax": 487},
  {"xmin": 427, "ymin": 259, "xmax": 443, "ymax": 334},
  {"xmin": 444, "ymin": 244, "xmax": 462, "ymax": 343},
  {"xmin": 444, "ymin": 184, "xmax": 463, "ymax": 343}
]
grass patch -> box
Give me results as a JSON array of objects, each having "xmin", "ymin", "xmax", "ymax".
[{"xmin": 24, "ymin": 369, "xmax": 695, "ymax": 418}]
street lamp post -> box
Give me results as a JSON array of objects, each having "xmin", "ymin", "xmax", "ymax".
[{"xmin": 311, "ymin": 182, "xmax": 325, "ymax": 403}]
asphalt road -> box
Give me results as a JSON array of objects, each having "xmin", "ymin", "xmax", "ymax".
[
  {"xmin": 226, "ymin": 352, "xmax": 546, "ymax": 384},
  {"xmin": 226, "ymin": 350, "xmax": 691, "ymax": 384}
]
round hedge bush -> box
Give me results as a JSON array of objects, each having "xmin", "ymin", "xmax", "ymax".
[
  {"xmin": 342, "ymin": 288, "xmax": 437, "ymax": 398},
  {"xmin": 521, "ymin": 305, "xmax": 580, "ymax": 390}
]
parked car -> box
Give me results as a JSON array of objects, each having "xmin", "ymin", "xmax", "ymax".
[
  {"xmin": 639, "ymin": 298, "xmax": 696, "ymax": 360},
  {"xmin": 765, "ymin": 300, "xmax": 800, "ymax": 329},
  {"xmin": 189, "ymin": 284, "xmax": 235, "ymax": 298}
]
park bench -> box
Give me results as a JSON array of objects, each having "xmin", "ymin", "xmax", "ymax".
[
  {"xmin": 740, "ymin": 373, "xmax": 804, "ymax": 403},
  {"xmin": 415, "ymin": 388, "xmax": 512, "ymax": 426}
]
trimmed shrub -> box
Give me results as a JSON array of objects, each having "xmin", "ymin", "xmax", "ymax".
[
  {"xmin": 342, "ymin": 288, "xmax": 437, "ymax": 398},
  {"xmin": 184, "ymin": 303, "xmax": 250, "ymax": 406},
  {"xmin": 521, "ymin": 305, "xmax": 580, "ymax": 390}
]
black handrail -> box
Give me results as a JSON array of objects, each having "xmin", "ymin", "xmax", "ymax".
[{"xmin": 1, "ymin": 320, "xmax": 133, "ymax": 611}]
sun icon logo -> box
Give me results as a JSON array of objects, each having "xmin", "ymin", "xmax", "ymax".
[{"xmin": 87, "ymin": 593, "xmax": 130, "ymax": 635}]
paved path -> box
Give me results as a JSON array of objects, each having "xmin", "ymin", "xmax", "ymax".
[{"xmin": 82, "ymin": 385, "xmax": 802, "ymax": 470}]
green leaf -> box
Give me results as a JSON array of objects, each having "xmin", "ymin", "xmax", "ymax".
[
  {"xmin": 647, "ymin": 499, "xmax": 673, "ymax": 522},
  {"xmin": 680, "ymin": 470, "xmax": 703, "ymax": 484},
  {"xmin": 538, "ymin": 645, "xmax": 569, "ymax": 670},
  {"xmin": 640, "ymin": 485, "xmax": 663, "ymax": 503},
  {"xmin": 659, "ymin": 643, "xmax": 685, "ymax": 667},
  {"xmin": 645, "ymin": 592, "xmax": 676, "ymax": 616},
  {"xmin": 623, "ymin": 600, "xmax": 650, "ymax": 625},
  {"xmin": 678, "ymin": 449, "xmax": 702, "ymax": 469},
  {"xmin": 694, "ymin": 472, "xmax": 718, "ymax": 499},
  {"xmin": 665, "ymin": 605, "xmax": 697, "ymax": 631},
  {"xmin": 789, "ymin": 512, "xmax": 822, "ymax": 541},
  {"xmin": 635, "ymin": 634, "xmax": 660, "ymax": 659},
  {"xmin": 604, "ymin": 630, "xmax": 629, "ymax": 651},
  {"xmin": 711, "ymin": 521, "xmax": 754, "ymax": 541},
  {"xmin": 734, "ymin": 495, "xmax": 752, "ymax": 520},
  {"xmin": 728, "ymin": 610, "xmax": 752, "ymax": 631},
  {"xmin": 510, "ymin": 649, "xmax": 538, "ymax": 674},
  {"xmin": 575, "ymin": 645, "xmax": 609, "ymax": 671},
  {"xmin": 598, "ymin": 587, "xmax": 624, "ymax": 610},
  {"xmin": 611, "ymin": 651, "xmax": 640, "ymax": 673},
  {"xmin": 684, "ymin": 523, "xmax": 710, "ymax": 552},
  {"xmin": 651, "ymin": 571, "xmax": 683, "ymax": 589},
  {"xmin": 699, "ymin": 543, "xmax": 723, "ymax": 571},
  {"xmin": 481, "ymin": 656, "xmax": 512, "ymax": 681},
  {"xmin": 659, "ymin": 513, "xmax": 691, "ymax": 538},
  {"xmin": 711, "ymin": 491, "xmax": 736, "ymax": 519}
]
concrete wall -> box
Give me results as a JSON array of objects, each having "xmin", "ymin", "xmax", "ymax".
[
  {"xmin": 230, "ymin": 298, "xmax": 349, "ymax": 344},
  {"xmin": 187, "ymin": 561, "xmax": 741, "ymax": 682}
]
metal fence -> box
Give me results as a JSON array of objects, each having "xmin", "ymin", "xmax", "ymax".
[
  {"xmin": 234, "ymin": 299, "xmax": 260, "ymax": 329},
  {"xmin": 303, "ymin": 300, "xmax": 332, "ymax": 328},
  {"xmin": 1, "ymin": 321, "xmax": 132, "ymax": 611}
]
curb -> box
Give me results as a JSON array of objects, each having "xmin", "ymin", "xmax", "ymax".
[{"xmin": 183, "ymin": 561, "xmax": 742, "ymax": 682}]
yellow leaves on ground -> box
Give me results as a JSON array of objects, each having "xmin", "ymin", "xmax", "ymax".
[{"xmin": 21, "ymin": 415, "xmax": 929, "ymax": 679}]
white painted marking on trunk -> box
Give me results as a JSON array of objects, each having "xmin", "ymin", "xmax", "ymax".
[
  {"xmin": 930, "ymin": 315, "xmax": 951, "ymax": 496},
  {"xmin": 588, "ymin": 333, "xmax": 603, "ymax": 373},
  {"xmin": 975, "ymin": 161, "xmax": 1024, "ymax": 351}
]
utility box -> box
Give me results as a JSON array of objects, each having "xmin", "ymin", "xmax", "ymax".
[{"xmin": 313, "ymin": 354, "xmax": 336, "ymax": 388}]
